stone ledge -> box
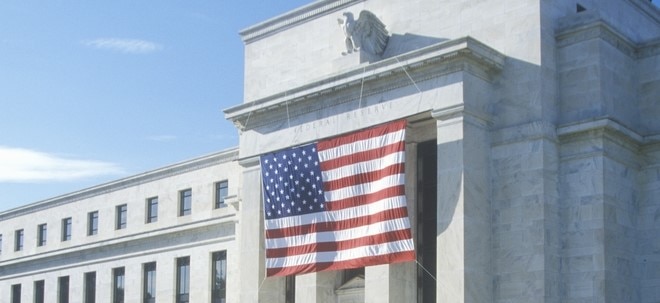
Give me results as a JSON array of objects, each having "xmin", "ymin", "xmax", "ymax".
[{"xmin": 225, "ymin": 36, "xmax": 504, "ymax": 131}]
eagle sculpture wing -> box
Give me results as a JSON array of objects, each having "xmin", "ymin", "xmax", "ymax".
[{"xmin": 353, "ymin": 10, "xmax": 389, "ymax": 56}]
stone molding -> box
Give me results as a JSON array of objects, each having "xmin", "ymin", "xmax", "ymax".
[
  {"xmin": 491, "ymin": 120, "xmax": 558, "ymax": 147},
  {"xmin": 556, "ymin": 12, "xmax": 660, "ymax": 59},
  {"xmin": 225, "ymin": 37, "xmax": 504, "ymax": 131},
  {"xmin": 0, "ymin": 148, "xmax": 240, "ymax": 220},
  {"xmin": 240, "ymin": 0, "xmax": 365, "ymax": 43}
]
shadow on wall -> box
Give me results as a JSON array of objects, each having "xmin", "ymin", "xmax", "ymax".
[{"xmin": 382, "ymin": 33, "xmax": 447, "ymax": 59}]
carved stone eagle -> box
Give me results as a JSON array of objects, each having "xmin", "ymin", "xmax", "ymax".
[{"xmin": 337, "ymin": 10, "xmax": 389, "ymax": 57}]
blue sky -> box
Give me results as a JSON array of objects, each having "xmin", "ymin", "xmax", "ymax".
[{"xmin": 0, "ymin": 1, "xmax": 311, "ymax": 211}]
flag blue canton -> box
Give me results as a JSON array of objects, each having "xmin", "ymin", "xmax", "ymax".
[{"xmin": 260, "ymin": 143, "xmax": 326, "ymax": 219}]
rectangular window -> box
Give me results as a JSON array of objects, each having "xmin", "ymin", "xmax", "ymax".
[
  {"xmin": 58, "ymin": 276, "xmax": 70, "ymax": 303},
  {"xmin": 143, "ymin": 262, "xmax": 156, "ymax": 303},
  {"xmin": 88, "ymin": 211, "xmax": 99, "ymax": 236},
  {"xmin": 146, "ymin": 197, "xmax": 158, "ymax": 223},
  {"xmin": 0, "ymin": 234, "xmax": 3, "ymax": 254},
  {"xmin": 285, "ymin": 275, "xmax": 295, "ymax": 303},
  {"xmin": 11, "ymin": 283, "xmax": 21, "ymax": 303},
  {"xmin": 211, "ymin": 251, "xmax": 227, "ymax": 303},
  {"xmin": 37, "ymin": 223, "xmax": 47, "ymax": 247},
  {"xmin": 215, "ymin": 181, "xmax": 228, "ymax": 209},
  {"xmin": 84, "ymin": 271, "xmax": 96, "ymax": 303},
  {"xmin": 176, "ymin": 257, "xmax": 190, "ymax": 303},
  {"xmin": 116, "ymin": 204, "xmax": 127, "ymax": 230},
  {"xmin": 179, "ymin": 189, "xmax": 192, "ymax": 216},
  {"xmin": 34, "ymin": 280, "xmax": 45, "ymax": 303},
  {"xmin": 14, "ymin": 229, "xmax": 23, "ymax": 251},
  {"xmin": 62, "ymin": 218, "xmax": 72, "ymax": 241},
  {"xmin": 113, "ymin": 267, "xmax": 125, "ymax": 303}
]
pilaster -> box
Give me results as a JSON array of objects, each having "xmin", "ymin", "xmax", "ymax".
[{"xmin": 433, "ymin": 104, "xmax": 492, "ymax": 303}]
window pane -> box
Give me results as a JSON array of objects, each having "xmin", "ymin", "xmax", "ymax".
[
  {"xmin": 143, "ymin": 262, "xmax": 156, "ymax": 303},
  {"xmin": 59, "ymin": 276, "xmax": 70, "ymax": 303},
  {"xmin": 84, "ymin": 272, "xmax": 96, "ymax": 303},
  {"xmin": 113, "ymin": 267, "xmax": 125, "ymax": 303},
  {"xmin": 62, "ymin": 218, "xmax": 72, "ymax": 241},
  {"xmin": 176, "ymin": 257, "xmax": 190, "ymax": 303},
  {"xmin": 212, "ymin": 251, "xmax": 227, "ymax": 303},
  {"xmin": 11, "ymin": 284, "xmax": 21, "ymax": 303},
  {"xmin": 180, "ymin": 190, "xmax": 192, "ymax": 216},
  {"xmin": 147, "ymin": 197, "xmax": 158, "ymax": 223},
  {"xmin": 215, "ymin": 181, "xmax": 228, "ymax": 208},
  {"xmin": 116, "ymin": 205, "xmax": 127, "ymax": 230},
  {"xmin": 38, "ymin": 224, "xmax": 47, "ymax": 246},
  {"xmin": 15, "ymin": 229, "xmax": 23, "ymax": 251},
  {"xmin": 34, "ymin": 280, "xmax": 45, "ymax": 303},
  {"xmin": 88, "ymin": 211, "xmax": 99, "ymax": 235}
]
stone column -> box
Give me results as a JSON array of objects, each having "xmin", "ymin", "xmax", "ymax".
[
  {"xmin": 295, "ymin": 271, "xmax": 336, "ymax": 302},
  {"xmin": 433, "ymin": 104, "xmax": 492, "ymax": 303},
  {"xmin": 237, "ymin": 156, "xmax": 285, "ymax": 302}
]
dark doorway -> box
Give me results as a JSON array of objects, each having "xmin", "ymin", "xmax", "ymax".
[{"xmin": 417, "ymin": 140, "xmax": 437, "ymax": 303}]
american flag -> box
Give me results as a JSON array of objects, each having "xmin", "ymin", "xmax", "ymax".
[{"xmin": 260, "ymin": 120, "xmax": 415, "ymax": 277}]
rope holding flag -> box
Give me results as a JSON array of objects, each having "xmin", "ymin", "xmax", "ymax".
[{"xmin": 260, "ymin": 120, "xmax": 415, "ymax": 277}]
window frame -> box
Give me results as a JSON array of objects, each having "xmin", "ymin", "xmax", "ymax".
[
  {"xmin": 211, "ymin": 251, "xmax": 227, "ymax": 303},
  {"xmin": 143, "ymin": 262, "xmax": 157, "ymax": 303},
  {"xmin": 215, "ymin": 180, "xmax": 229, "ymax": 209},
  {"xmin": 34, "ymin": 280, "xmax": 45, "ymax": 303},
  {"xmin": 146, "ymin": 197, "xmax": 158, "ymax": 223},
  {"xmin": 176, "ymin": 257, "xmax": 190, "ymax": 303},
  {"xmin": 62, "ymin": 217, "xmax": 72, "ymax": 241},
  {"xmin": 58, "ymin": 276, "xmax": 70, "ymax": 303},
  {"xmin": 113, "ymin": 267, "xmax": 125, "ymax": 303},
  {"xmin": 179, "ymin": 189, "xmax": 192, "ymax": 217},
  {"xmin": 84, "ymin": 271, "xmax": 96, "ymax": 303},
  {"xmin": 88, "ymin": 211, "xmax": 99, "ymax": 236},
  {"xmin": 37, "ymin": 223, "xmax": 47, "ymax": 247},
  {"xmin": 11, "ymin": 283, "xmax": 21, "ymax": 303},
  {"xmin": 14, "ymin": 229, "xmax": 24, "ymax": 251},
  {"xmin": 115, "ymin": 204, "xmax": 127, "ymax": 230}
]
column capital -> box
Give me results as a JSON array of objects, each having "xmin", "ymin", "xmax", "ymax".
[{"xmin": 432, "ymin": 104, "xmax": 490, "ymax": 129}]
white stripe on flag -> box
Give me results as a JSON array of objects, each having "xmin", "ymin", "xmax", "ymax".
[
  {"xmin": 324, "ymin": 174, "xmax": 405, "ymax": 202},
  {"xmin": 317, "ymin": 129, "xmax": 405, "ymax": 161},
  {"xmin": 321, "ymin": 151, "xmax": 405, "ymax": 182},
  {"xmin": 264, "ymin": 196, "xmax": 408, "ymax": 230},
  {"xmin": 265, "ymin": 217, "xmax": 411, "ymax": 248},
  {"xmin": 266, "ymin": 239, "xmax": 415, "ymax": 268}
]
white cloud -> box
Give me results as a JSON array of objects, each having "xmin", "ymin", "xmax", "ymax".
[
  {"xmin": 82, "ymin": 38, "xmax": 162, "ymax": 54},
  {"xmin": 0, "ymin": 147, "xmax": 124, "ymax": 183}
]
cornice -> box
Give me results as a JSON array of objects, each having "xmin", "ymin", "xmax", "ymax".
[
  {"xmin": 225, "ymin": 37, "xmax": 504, "ymax": 131},
  {"xmin": 240, "ymin": 0, "xmax": 365, "ymax": 44},
  {"xmin": 556, "ymin": 15, "xmax": 637, "ymax": 58},
  {"xmin": 0, "ymin": 148, "xmax": 239, "ymax": 220}
]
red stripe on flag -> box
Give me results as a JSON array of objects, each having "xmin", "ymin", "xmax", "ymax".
[
  {"xmin": 323, "ymin": 163, "xmax": 405, "ymax": 191},
  {"xmin": 326, "ymin": 185, "xmax": 405, "ymax": 211},
  {"xmin": 265, "ymin": 207, "xmax": 410, "ymax": 239},
  {"xmin": 319, "ymin": 141, "xmax": 404, "ymax": 171},
  {"xmin": 266, "ymin": 229, "xmax": 413, "ymax": 258},
  {"xmin": 266, "ymin": 250, "xmax": 416, "ymax": 277},
  {"xmin": 316, "ymin": 120, "xmax": 407, "ymax": 152}
]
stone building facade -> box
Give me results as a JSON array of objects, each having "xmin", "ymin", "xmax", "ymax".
[{"xmin": 1, "ymin": 0, "xmax": 660, "ymax": 302}]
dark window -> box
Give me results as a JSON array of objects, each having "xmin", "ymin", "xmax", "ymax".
[
  {"xmin": 34, "ymin": 280, "xmax": 45, "ymax": 303},
  {"xmin": 417, "ymin": 140, "xmax": 437, "ymax": 303},
  {"xmin": 113, "ymin": 267, "xmax": 125, "ymax": 303},
  {"xmin": 37, "ymin": 224, "xmax": 47, "ymax": 247},
  {"xmin": 342, "ymin": 267, "xmax": 364, "ymax": 284},
  {"xmin": 211, "ymin": 251, "xmax": 227, "ymax": 303},
  {"xmin": 11, "ymin": 284, "xmax": 21, "ymax": 303},
  {"xmin": 176, "ymin": 257, "xmax": 190, "ymax": 303},
  {"xmin": 116, "ymin": 204, "xmax": 127, "ymax": 230},
  {"xmin": 58, "ymin": 276, "xmax": 69, "ymax": 303},
  {"xmin": 146, "ymin": 197, "xmax": 158, "ymax": 223},
  {"xmin": 179, "ymin": 189, "xmax": 192, "ymax": 216},
  {"xmin": 14, "ymin": 229, "xmax": 23, "ymax": 251},
  {"xmin": 143, "ymin": 262, "xmax": 156, "ymax": 303},
  {"xmin": 285, "ymin": 275, "xmax": 295, "ymax": 303},
  {"xmin": 215, "ymin": 181, "xmax": 229, "ymax": 209},
  {"xmin": 88, "ymin": 211, "xmax": 99, "ymax": 236},
  {"xmin": 62, "ymin": 218, "xmax": 72, "ymax": 241},
  {"xmin": 84, "ymin": 271, "xmax": 96, "ymax": 303}
]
